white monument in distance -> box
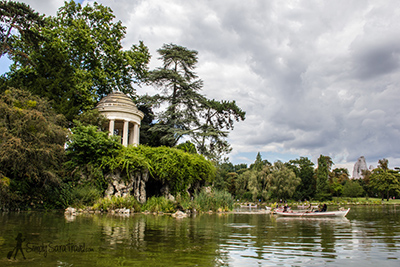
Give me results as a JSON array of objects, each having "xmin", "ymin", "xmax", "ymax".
[{"xmin": 352, "ymin": 156, "xmax": 368, "ymax": 179}]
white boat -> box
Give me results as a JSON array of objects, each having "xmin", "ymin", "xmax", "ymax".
[{"xmin": 274, "ymin": 208, "xmax": 350, "ymax": 218}]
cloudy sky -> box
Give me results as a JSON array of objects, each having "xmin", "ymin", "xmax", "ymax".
[{"xmin": 3, "ymin": 0, "xmax": 400, "ymax": 173}]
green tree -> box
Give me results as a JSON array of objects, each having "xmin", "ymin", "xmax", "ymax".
[
  {"xmin": 225, "ymin": 172, "xmax": 238, "ymax": 196},
  {"xmin": 65, "ymin": 122, "xmax": 122, "ymax": 167},
  {"xmin": 73, "ymin": 109, "xmax": 108, "ymax": 129},
  {"xmin": 176, "ymin": 140, "xmax": 197, "ymax": 154},
  {"xmin": 212, "ymin": 161, "xmax": 239, "ymax": 195},
  {"xmin": 360, "ymin": 168, "xmax": 372, "ymax": 196},
  {"xmin": 4, "ymin": 1, "xmax": 150, "ymax": 121},
  {"xmin": 330, "ymin": 168, "xmax": 349, "ymax": 184},
  {"xmin": 342, "ymin": 180, "xmax": 364, "ymax": 198},
  {"xmin": 64, "ymin": 122, "xmax": 123, "ymax": 194},
  {"xmin": 137, "ymin": 104, "xmax": 175, "ymax": 147},
  {"xmin": 329, "ymin": 167, "xmax": 349, "ymax": 197},
  {"xmin": 330, "ymin": 178, "xmax": 344, "ymax": 197},
  {"xmin": 0, "ymin": 0, "xmax": 45, "ymax": 59},
  {"xmin": 286, "ymin": 157, "xmax": 315, "ymax": 201},
  {"xmin": 0, "ymin": 88, "xmax": 67, "ymax": 208},
  {"xmin": 236, "ymin": 169, "xmax": 258, "ymax": 200},
  {"xmin": 250, "ymin": 152, "xmax": 264, "ymax": 171},
  {"xmin": 265, "ymin": 161, "xmax": 300, "ymax": 200},
  {"xmin": 148, "ymin": 43, "xmax": 245, "ymax": 160},
  {"xmin": 234, "ymin": 154, "xmax": 271, "ymax": 200},
  {"xmin": 234, "ymin": 163, "xmax": 247, "ymax": 173},
  {"xmin": 315, "ymin": 155, "xmax": 332, "ymax": 200},
  {"xmin": 193, "ymin": 99, "xmax": 245, "ymax": 160},
  {"xmin": 369, "ymin": 159, "xmax": 400, "ymax": 201},
  {"xmin": 235, "ymin": 169, "xmax": 250, "ymax": 199}
]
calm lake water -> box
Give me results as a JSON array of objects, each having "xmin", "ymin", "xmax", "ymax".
[{"xmin": 1, "ymin": 206, "xmax": 399, "ymax": 266}]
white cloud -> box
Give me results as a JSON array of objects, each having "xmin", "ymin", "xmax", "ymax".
[{"xmin": 20, "ymin": 0, "xmax": 65, "ymax": 16}]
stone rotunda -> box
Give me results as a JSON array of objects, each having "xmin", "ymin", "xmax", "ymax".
[{"xmin": 96, "ymin": 91, "xmax": 144, "ymax": 146}]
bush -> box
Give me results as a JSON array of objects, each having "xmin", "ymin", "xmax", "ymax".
[
  {"xmin": 175, "ymin": 193, "xmax": 193, "ymax": 211},
  {"xmin": 141, "ymin": 196, "xmax": 175, "ymax": 213},
  {"xmin": 343, "ymin": 180, "xmax": 364, "ymax": 197},
  {"xmin": 194, "ymin": 188, "xmax": 234, "ymax": 212},
  {"xmin": 71, "ymin": 185, "xmax": 101, "ymax": 206},
  {"xmin": 92, "ymin": 195, "xmax": 141, "ymax": 211}
]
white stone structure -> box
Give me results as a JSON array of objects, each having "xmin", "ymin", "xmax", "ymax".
[
  {"xmin": 96, "ymin": 91, "xmax": 144, "ymax": 146},
  {"xmin": 352, "ymin": 156, "xmax": 368, "ymax": 179}
]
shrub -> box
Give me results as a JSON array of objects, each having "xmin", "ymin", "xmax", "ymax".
[
  {"xmin": 194, "ymin": 188, "xmax": 234, "ymax": 212},
  {"xmin": 92, "ymin": 195, "xmax": 141, "ymax": 211},
  {"xmin": 343, "ymin": 180, "xmax": 364, "ymax": 197},
  {"xmin": 175, "ymin": 193, "xmax": 193, "ymax": 211},
  {"xmin": 141, "ymin": 196, "xmax": 175, "ymax": 213},
  {"xmin": 71, "ymin": 185, "xmax": 101, "ymax": 206}
]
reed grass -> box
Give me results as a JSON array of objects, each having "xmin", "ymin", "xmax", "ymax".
[
  {"xmin": 92, "ymin": 195, "xmax": 141, "ymax": 211},
  {"xmin": 141, "ymin": 196, "xmax": 175, "ymax": 213},
  {"xmin": 194, "ymin": 188, "xmax": 234, "ymax": 212}
]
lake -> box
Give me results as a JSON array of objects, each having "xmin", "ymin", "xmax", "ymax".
[{"xmin": 1, "ymin": 206, "xmax": 399, "ymax": 266}]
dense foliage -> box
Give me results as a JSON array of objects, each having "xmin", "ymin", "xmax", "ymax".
[
  {"xmin": 369, "ymin": 159, "xmax": 400, "ymax": 200},
  {"xmin": 315, "ymin": 155, "xmax": 332, "ymax": 200},
  {"xmin": 144, "ymin": 43, "xmax": 245, "ymax": 161},
  {"xmin": 3, "ymin": 0, "xmax": 150, "ymax": 121},
  {"xmin": 0, "ymin": 0, "xmax": 45, "ymax": 59},
  {"xmin": 66, "ymin": 122, "xmax": 122, "ymax": 166},
  {"xmin": 0, "ymin": 88, "xmax": 67, "ymax": 209},
  {"xmin": 108, "ymin": 145, "xmax": 216, "ymax": 195}
]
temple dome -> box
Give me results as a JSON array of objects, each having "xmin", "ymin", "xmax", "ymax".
[
  {"xmin": 96, "ymin": 91, "xmax": 144, "ymax": 146},
  {"xmin": 96, "ymin": 91, "xmax": 144, "ymax": 120}
]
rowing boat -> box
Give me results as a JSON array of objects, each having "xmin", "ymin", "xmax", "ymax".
[{"xmin": 274, "ymin": 208, "xmax": 350, "ymax": 218}]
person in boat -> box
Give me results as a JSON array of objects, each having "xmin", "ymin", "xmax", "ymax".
[
  {"xmin": 314, "ymin": 203, "xmax": 327, "ymax": 212},
  {"xmin": 283, "ymin": 204, "xmax": 288, "ymax": 212},
  {"xmin": 321, "ymin": 204, "xmax": 327, "ymax": 212}
]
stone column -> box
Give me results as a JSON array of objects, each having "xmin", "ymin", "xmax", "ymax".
[
  {"xmin": 109, "ymin": 119, "xmax": 115, "ymax": 137},
  {"xmin": 122, "ymin": 120, "xmax": 129, "ymax": 146},
  {"xmin": 133, "ymin": 123, "xmax": 140, "ymax": 145},
  {"xmin": 128, "ymin": 124, "xmax": 134, "ymax": 145}
]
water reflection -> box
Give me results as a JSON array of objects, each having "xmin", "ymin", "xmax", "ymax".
[{"xmin": 0, "ymin": 206, "xmax": 399, "ymax": 266}]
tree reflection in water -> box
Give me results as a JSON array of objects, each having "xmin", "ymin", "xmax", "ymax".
[{"xmin": 0, "ymin": 206, "xmax": 399, "ymax": 266}]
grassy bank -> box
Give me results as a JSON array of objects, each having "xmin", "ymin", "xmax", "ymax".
[{"xmin": 69, "ymin": 188, "xmax": 235, "ymax": 214}]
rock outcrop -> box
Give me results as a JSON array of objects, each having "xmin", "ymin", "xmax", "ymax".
[
  {"xmin": 352, "ymin": 156, "xmax": 368, "ymax": 179},
  {"xmin": 160, "ymin": 184, "xmax": 175, "ymax": 202},
  {"xmin": 104, "ymin": 169, "xmax": 149, "ymax": 203}
]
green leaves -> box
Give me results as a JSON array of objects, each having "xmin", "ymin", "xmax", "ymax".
[
  {"xmin": 369, "ymin": 160, "xmax": 400, "ymax": 200},
  {"xmin": 286, "ymin": 157, "xmax": 315, "ymax": 200},
  {"xmin": 265, "ymin": 161, "xmax": 300, "ymax": 200},
  {"xmin": 147, "ymin": 43, "xmax": 245, "ymax": 161},
  {"xmin": 106, "ymin": 146, "xmax": 215, "ymax": 195},
  {"xmin": 4, "ymin": 1, "xmax": 150, "ymax": 121},
  {"xmin": 315, "ymin": 155, "xmax": 332, "ymax": 200},
  {"xmin": 0, "ymin": 88, "xmax": 67, "ymax": 208},
  {"xmin": 66, "ymin": 122, "xmax": 122, "ymax": 167},
  {"xmin": 0, "ymin": 0, "xmax": 45, "ymax": 59},
  {"xmin": 343, "ymin": 180, "xmax": 364, "ymax": 198}
]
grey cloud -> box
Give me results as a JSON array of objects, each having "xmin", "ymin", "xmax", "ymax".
[{"xmin": 20, "ymin": 0, "xmax": 400, "ymax": 170}]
